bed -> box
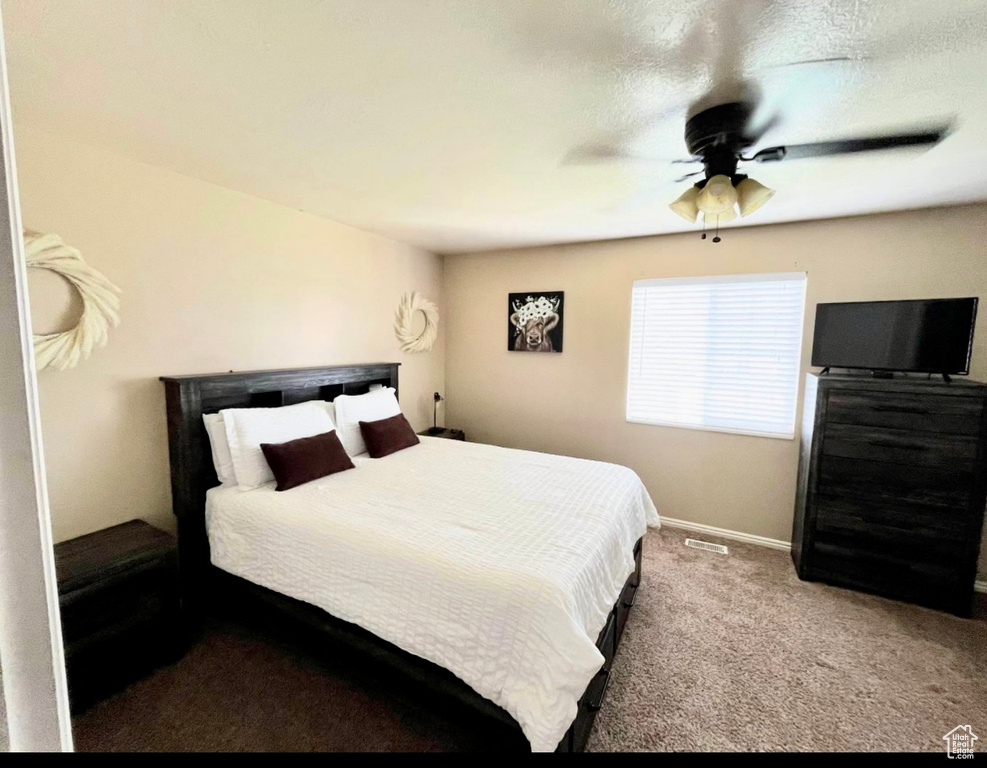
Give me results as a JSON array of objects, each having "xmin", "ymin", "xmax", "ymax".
[{"xmin": 160, "ymin": 363, "xmax": 659, "ymax": 752}]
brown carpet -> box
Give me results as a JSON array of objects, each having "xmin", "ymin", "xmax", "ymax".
[
  {"xmin": 591, "ymin": 529, "xmax": 987, "ymax": 752},
  {"xmin": 72, "ymin": 528, "xmax": 986, "ymax": 752}
]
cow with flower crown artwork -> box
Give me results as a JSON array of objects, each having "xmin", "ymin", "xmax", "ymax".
[{"xmin": 508, "ymin": 292, "xmax": 564, "ymax": 353}]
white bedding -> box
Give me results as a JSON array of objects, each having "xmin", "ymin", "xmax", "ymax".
[{"xmin": 205, "ymin": 436, "xmax": 660, "ymax": 751}]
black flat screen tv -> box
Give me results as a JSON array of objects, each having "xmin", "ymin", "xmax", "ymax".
[{"xmin": 811, "ymin": 298, "xmax": 978, "ymax": 375}]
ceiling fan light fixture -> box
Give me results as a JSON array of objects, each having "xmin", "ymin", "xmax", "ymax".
[
  {"xmin": 736, "ymin": 177, "xmax": 775, "ymax": 217},
  {"xmin": 704, "ymin": 207, "xmax": 736, "ymax": 224},
  {"xmin": 696, "ymin": 174, "xmax": 737, "ymax": 215},
  {"xmin": 669, "ymin": 185, "xmax": 700, "ymax": 223}
]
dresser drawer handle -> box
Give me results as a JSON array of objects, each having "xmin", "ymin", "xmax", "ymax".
[{"xmin": 588, "ymin": 669, "xmax": 611, "ymax": 711}]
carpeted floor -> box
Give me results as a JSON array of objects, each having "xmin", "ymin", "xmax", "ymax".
[
  {"xmin": 591, "ymin": 529, "xmax": 986, "ymax": 752},
  {"xmin": 71, "ymin": 528, "xmax": 986, "ymax": 752}
]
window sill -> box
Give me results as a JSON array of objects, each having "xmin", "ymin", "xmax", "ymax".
[{"xmin": 625, "ymin": 417, "xmax": 795, "ymax": 441}]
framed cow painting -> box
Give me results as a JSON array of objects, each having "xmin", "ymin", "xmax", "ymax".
[{"xmin": 508, "ymin": 292, "xmax": 564, "ymax": 353}]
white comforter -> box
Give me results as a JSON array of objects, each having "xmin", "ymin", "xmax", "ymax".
[{"xmin": 205, "ymin": 437, "xmax": 660, "ymax": 751}]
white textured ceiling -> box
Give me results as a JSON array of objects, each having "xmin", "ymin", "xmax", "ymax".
[{"xmin": 3, "ymin": 0, "xmax": 986, "ymax": 254}]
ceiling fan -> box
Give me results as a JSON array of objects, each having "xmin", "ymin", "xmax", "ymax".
[
  {"xmin": 548, "ymin": 0, "xmax": 967, "ymax": 243},
  {"xmin": 666, "ymin": 100, "xmax": 951, "ymax": 241}
]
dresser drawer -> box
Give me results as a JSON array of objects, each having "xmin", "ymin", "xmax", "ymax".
[
  {"xmin": 815, "ymin": 494, "xmax": 969, "ymax": 532},
  {"xmin": 59, "ymin": 556, "xmax": 177, "ymax": 644},
  {"xmin": 814, "ymin": 496, "xmax": 965, "ymax": 564},
  {"xmin": 810, "ymin": 542, "xmax": 960, "ymax": 595},
  {"xmin": 825, "ymin": 390, "xmax": 983, "ymax": 435},
  {"xmin": 818, "ymin": 455, "xmax": 973, "ymax": 510},
  {"xmin": 822, "ymin": 422, "xmax": 979, "ymax": 470},
  {"xmin": 65, "ymin": 608, "xmax": 175, "ymax": 660}
]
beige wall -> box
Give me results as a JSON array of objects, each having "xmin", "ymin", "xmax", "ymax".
[
  {"xmin": 444, "ymin": 205, "xmax": 987, "ymax": 579},
  {"xmin": 15, "ymin": 127, "xmax": 445, "ymax": 543},
  {"xmin": 13, "ymin": 122, "xmax": 987, "ymax": 582}
]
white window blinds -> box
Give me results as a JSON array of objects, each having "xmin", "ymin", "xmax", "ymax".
[{"xmin": 626, "ymin": 272, "xmax": 807, "ymax": 439}]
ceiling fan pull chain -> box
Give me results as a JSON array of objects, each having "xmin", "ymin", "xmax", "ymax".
[
  {"xmin": 700, "ymin": 217, "xmax": 707, "ymax": 240},
  {"xmin": 712, "ymin": 217, "xmax": 722, "ymax": 243}
]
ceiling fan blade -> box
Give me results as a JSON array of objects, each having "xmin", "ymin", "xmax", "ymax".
[
  {"xmin": 674, "ymin": 170, "xmax": 704, "ymax": 183},
  {"xmin": 562, "ymin": 145, "xmax": 641, "ymax": 165},
  {"xmin": 752, "ymin": 126, "xmax": 951, "ymax": 162},
  {"xmin": 563, "ymin": 143, "xmax": 698, "ymax": 166},
  {"xmin": 746, "ymin": 110, "xmax": 781, "ymax": 145},
  {"xmin": 769, "ymin": 56, "xmax": 861, "ymax": 68}
]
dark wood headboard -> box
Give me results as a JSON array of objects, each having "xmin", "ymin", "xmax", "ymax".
[{"xmin": 159, "ymin": 363, "xmax": 400, "ymax": 609}]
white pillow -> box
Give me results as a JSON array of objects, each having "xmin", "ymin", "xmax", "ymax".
[
  {"xmin": 332, "ymin": 387, "xmax": 401, "ymax": 457},
  {"xmin": 221, "ymin": 401, "xmax": 336, "ymax": 489},
  {"xmin": 203, "ymin": 413, "xmax": 237, "ymax": 486}
]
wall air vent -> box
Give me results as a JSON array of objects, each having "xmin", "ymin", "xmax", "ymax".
[{"xmin": 685, "ymin": 538, "xmax": 729, "ymax": 555}]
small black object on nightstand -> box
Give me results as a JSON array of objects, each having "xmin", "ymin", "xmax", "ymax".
[
  {"xmin": 55, "ymin": 519, "xmax": 184, "ymax": 710},
  {"xmin": 419, "ymin": 427, "xmax": 466, "ymax": 441}
]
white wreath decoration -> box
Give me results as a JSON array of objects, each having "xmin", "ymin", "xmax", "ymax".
[
  {"xmin": 24, "ymin": 230, "xmax": 121, "ymax": 371},
  {"xmin": 393, "ymin": 291, "xmax": 439, "ymax": 353}
]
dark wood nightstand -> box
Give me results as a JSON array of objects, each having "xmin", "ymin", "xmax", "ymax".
[
  {"xmin": 419, "ymin": 427, "xmax": 466, "ymax": 441},
  {"xmin": 55, "ymin": 519, "xmax": 184, "ymax": 710}
]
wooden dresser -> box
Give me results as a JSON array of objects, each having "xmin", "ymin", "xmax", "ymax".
[
  {"xmin": 56, "ymin": 519, "xmax": 183, "ymax": 709},
  {"xmin": 792, "ymin": 373, "xmax": 987, "ymax": 615}
]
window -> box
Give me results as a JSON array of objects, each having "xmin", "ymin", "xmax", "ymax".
[{"xmin": 626, "ymin": 272, "xmax": 807, "ymax": 439}]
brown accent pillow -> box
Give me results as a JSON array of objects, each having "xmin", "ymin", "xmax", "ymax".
[
  {"xmin": 359, "ymin": 413, "xmax": 420, "ymax": 459},
  {"xmin": 260, "ymin": 430, "xmax": 354, "ymax": 491}
]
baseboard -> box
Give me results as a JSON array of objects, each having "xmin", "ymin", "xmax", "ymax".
[
  {"xmin": 660, "ymin": 517, "xmax": 987, "ymax": 593},
  {"xmin": 660, "ymin": 517, "xmax": 791, "ymax": 552}
]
